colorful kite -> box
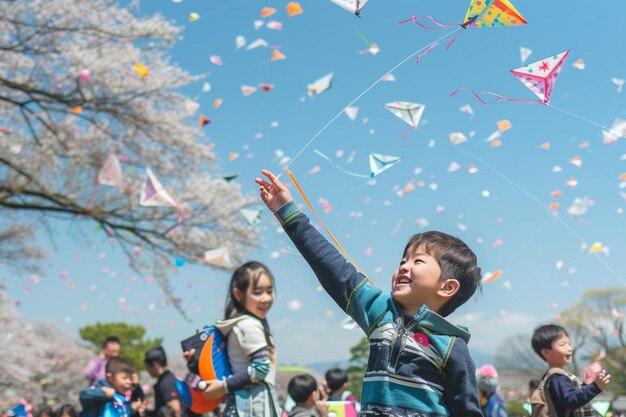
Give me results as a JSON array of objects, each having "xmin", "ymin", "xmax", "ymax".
[
  {"xmin": 384, "ymin": 101, "xmax": 425, "ymax": 128},
  {"xmin": 451, "ymin": 50, "xmax": 570, "ymax": 105},
  {"xmin": 140, "ymin": 168, "xmax": 178, "ymax": 208},
  {"xmin": 399, "ymin": 0, "xmax": 527, "ymax": 62}
]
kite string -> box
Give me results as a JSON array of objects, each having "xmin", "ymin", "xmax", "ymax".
[
  {"xmin": 548, "ymin": 104, "xmax": 615, "ymax": 133},
  {"xmin": 418, "ymin": 127, "xmax": 626, "ymax": 287},
  {"xmin": 279, "ymin": 27, "xmax": 462, "ymax": 177}
]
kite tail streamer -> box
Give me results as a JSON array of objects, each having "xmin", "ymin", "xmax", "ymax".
[
  {"xmin": 397, "ymin": 15, "xmax": 460, "ymax": 30},
  {"xmin": 450, "ymin": 88, "xmax": 544, "ymax": 105},
  {"xmin": 415, "ymin": 30, "xmax": 460, "ymax": 63},
  {"xmin": 284, "ymin": 167, "xmax": 370, "ymax": 281},
  {"xmin": 314, "ymin": 149, "xmax": 370, "ymax": 178}
]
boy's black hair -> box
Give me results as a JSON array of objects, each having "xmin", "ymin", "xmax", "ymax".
[
  {"xmin": 287, "ymin": 374, "xmax": 318, "ymax": 404},
  {"xmin": 531, "ymin": 324, "xmax": 569, "ymax": 361},
  {"xmin": 102, "ymin": 336, "xmax": 121, "ymax": 349},
  {"xmin": 105, "ymin": 357, "xmax": 134, "ymax": 375},
  {"xmin": 145, "ymin": 346, "xmax": 168, "ymax": 367},
  {"xmin": 325, "ymin": 368, "xmax": 348, "ymax": 391},
  {"xmin": 54, "ymin": 404, "xmax": 78, "ymax": 417},
  {"xmin": 403, "ymin": 231, "xmax": 482, "ymax": 317}
]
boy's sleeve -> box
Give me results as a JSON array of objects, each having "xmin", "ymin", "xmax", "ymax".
[
  {"xmin": 80, "ymin": 383, "xmax": 108, "ymax": 410},
  {"xmin": 442, "ymin": 338, "xmax": 483, "ymax": 417},
  {"xmin": 548, "ymin": 374, "xmax": 601, "ymax": 410},
  {"xmin": 276, "ymin": 202, "xmax": 389, "ymax": 331}
]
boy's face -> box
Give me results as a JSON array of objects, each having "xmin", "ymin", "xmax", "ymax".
[
  {"xmin": 391, "ymin": 244, "xmax": 443, "ymax": 313},
  {"xmin": 107, "ymin": 370, "xmax": 132, "ymax": 394},
  {"xmin": 542, "ymin": 334, "xmax": 573, "ymax": 367}
]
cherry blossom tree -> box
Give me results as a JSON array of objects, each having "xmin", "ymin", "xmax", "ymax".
[
  {"xmin": 0, "ymin": 285, "xmax": 94, "ymax": 407},
  {"xmin": 0, "ymin": 0, "xmax": 258, "ymax": 318}
]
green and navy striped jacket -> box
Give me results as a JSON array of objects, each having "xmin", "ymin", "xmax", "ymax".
[{"xmin": 276, "ymin": 201, "xmax": 483, "ymax": 417}]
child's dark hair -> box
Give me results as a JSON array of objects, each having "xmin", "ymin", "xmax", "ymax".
[
  {"xmin": 106, "ymin": 357, "xmax": 134, "ymax": 375},
  {"xmin": 155, "ymin": 406, "xmax": 176, "ymax": 417},
  {"xmin": 531, "ymin": 324, "xmax": 568, "ymax": 361},
  {"xmin": 35, "ymin": 407, "xmax": 53, "ymax": 417},
  {"xmin": 224, "ymin": 261, "xmax": 276, "ymax": 319},
  {"xmin": 54, "ymin": 404, "xmax": 78, "ymax": 417},
  {"xmin": 288, "ymin": 374, "xmax": 318, "ymax": 404},
  {"xmin": 325, "ymin": 368, "xmax": 348, "ymax": 391},
  {"xmin": 102, "ymin": 336, "xmax": 121, "ymax": 349},
  {"xmin": 529, "ymin": 378, "xmax": 541, "ymax": 390},
  {"xmin": 403, "ymin": 231, "xmax": 481, "ymax": 316},
  {"xmin": 145, "ymin": 346, "xmax": 167, "ymax": 367}
]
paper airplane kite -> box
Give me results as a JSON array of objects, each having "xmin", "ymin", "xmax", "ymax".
[
  {"xmin": 307, "ymin": 73, "xmax": 334, "ymax": 96},
  {"xmin": 97, "ymin": 154, "xmax": 125, "ymax": 192},
  {"xmin": 384, "ymin": 101, "xmax": 425, "ymax": 128},
  {"xmin": 369, "ymin": 153, "xmax": 402, "ymax": 177},
  {"xmin": 140, "ymin": 168, "xmax": 177, "ymax": 208},
  {"xmin": 204, "ymin": 247, "xmax": 232, "ymax": 268}
]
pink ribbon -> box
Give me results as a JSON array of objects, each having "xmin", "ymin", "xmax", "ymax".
[
  {"xmin": 450, "ymin": 88, "xmax": 545, "ymax": 105},
  {"xmin": 398, "ymin": 15, "xmax": 460, "ymax": 30}
]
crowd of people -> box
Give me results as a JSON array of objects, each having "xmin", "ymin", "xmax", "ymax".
[{"xmin": 3, "ymin": 169, "xmax": 616, "ymax": 417}]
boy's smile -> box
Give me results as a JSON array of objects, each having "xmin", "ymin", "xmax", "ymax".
[
  {"xmin": 392, "ymin": 244, "xmax": 443, "ymax": 315},
  {"xmin": 543, "ymin": 334, "xmax": 573, "ymax": 367}
]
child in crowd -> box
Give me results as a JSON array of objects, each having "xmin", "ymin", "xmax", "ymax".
[
  {"xmin": 531, "ymin": 324, "xmax": 611, "ymax": 417},
  {"xmin": 287, "ymin": 374, "xmax": 328, "ymax": 417},
  {"xmin": 80, "ymin": 358, "xmax": 144, "ymax": 417},
  {"xmin": 53, "ymin": 405, "xmax": 78, "ymax": 417},
  {"xmin": 186, "ymin": 261, "xmax": 281, "ymax": 417},
  {"xmin": 476, "ymin": 364, "xmax": 509, "ymax": 417},
  {"xmin": 256, "ymin": 170, "xmax": 483, "ymax": 417},
  {"xmin": 324, "ymin": 368, "xmax": 359, "ymax": 413},
  {"xmin": 145, "ymin": 347, "xmax": 183, "ymax": 417}
]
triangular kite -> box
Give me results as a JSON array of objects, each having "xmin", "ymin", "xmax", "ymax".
[
  {"xmin": 511, "ymin": 50, "xmax": 569, "ymax": 104},
  {"xmin": 520, "ymin": 46, "xmax": 533, "ymax": 64},
  {"xmin": 463, "ymin": 0, "xmax": 527, "ymax": 27},
  {"xmin": 307, "ymin": 73, "xmax": 334, "ymax": 96},
  {"xmin": 240, "ymin": 207, "xmax": 263, "ymax": 225},
  {"xmin": 204, "ymin": 247, "xmax": 232, "ymax": 268},
  {"xmin": 139, "ymin": 168, "xmax": 177, "ymax": 208},
  {"xmin": 97, "ymin": 154, "xmax": 125, "ymax": 191},
  {"xmin": 384, "ymin": 101, "xmax": 425, "ymax": 129},
  {"xmin": 329, "ymin": 0, "xmax": 368, "ymax": 14},
  {"xmin": 369, "ymin": 153, "xmax": 402, "ymax": 177},
  {"xmin": 344, "ymin": 106, "xmax": 359, "ymax": 121}
]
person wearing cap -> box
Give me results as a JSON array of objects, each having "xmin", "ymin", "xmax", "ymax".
[
  {"xmin": 145, "ymin": 346, "xmax": 183, "ymax": 417},
  {"xmin": 476, "ymin": 364, "xmax": 509, "ymax": 417}
]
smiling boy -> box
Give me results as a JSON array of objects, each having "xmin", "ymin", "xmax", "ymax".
[
  {"xmin": 256, "ymin": 169, "xmax": 483, "ymax": 417},
  {"xmin": 531, "ymin": 324, "xmax": 610, "ymax": 417}
]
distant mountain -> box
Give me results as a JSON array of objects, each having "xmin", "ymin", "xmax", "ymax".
[{"xmin": 303, "ymin": 359, "xmax": 352, "ymax": 375}]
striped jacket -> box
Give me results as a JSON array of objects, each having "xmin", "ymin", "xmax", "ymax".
[{"xmin": 276, "ymin": 201, "xmax": 483, "ymax": 417}]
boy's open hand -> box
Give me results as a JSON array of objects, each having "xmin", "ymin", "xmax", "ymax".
[
  {"xmin": 315, "ymin": 400, "xmax": 329, "ymax": 417},
  {"xmin": 255, "ymin": 169, "xmax": 292, "ymax": 213},
  {"xmin": 595, "ymin": 369, "xmax": 611, "ymax": 390}
]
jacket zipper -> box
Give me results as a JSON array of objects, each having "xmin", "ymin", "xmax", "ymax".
[{"xmin": 389, "ymin": 317, "xmax": 413, "ymax": 372}]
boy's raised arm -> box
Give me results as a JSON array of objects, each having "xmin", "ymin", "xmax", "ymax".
[{"xmin": 256, "ymin": 170, "xmax": 378, "ymax": 327}]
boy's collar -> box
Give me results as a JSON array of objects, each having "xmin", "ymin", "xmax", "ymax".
[{"xmin": 392, "ymin": 301, "xmax": 472, "ymax": 343}]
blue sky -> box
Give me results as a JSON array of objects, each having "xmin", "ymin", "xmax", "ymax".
[{"xmin": 3, "ymin": 0, "xmax": 626, "ymax": 366}]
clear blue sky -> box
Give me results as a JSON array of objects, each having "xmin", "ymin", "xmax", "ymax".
[{"xmin": 3, "ymin": 0, "xmax": 626, "ymax": 366}]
